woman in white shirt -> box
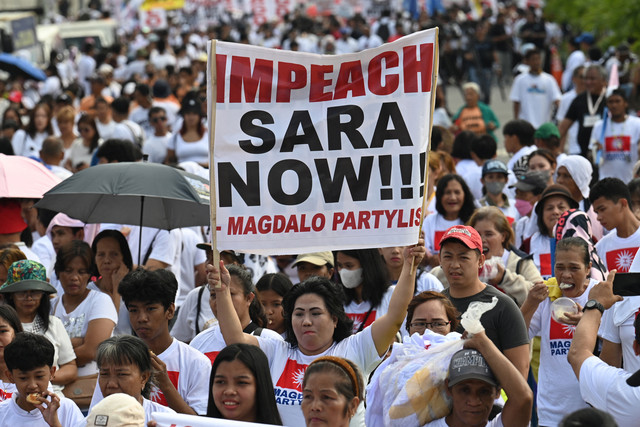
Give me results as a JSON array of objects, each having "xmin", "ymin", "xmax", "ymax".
[
  {"xmin": 207, "ymin": 242, "xmax": 425, "ymax": 426},
  {"xmin": 65, "ymin": 114, "xmax": 101, "ymax": 172},
  {"xmin": 520, "ymin": 237, "xmax": 595, "ymax": 426},
  {"xmin": 0, "ymin": 260, "xmax": 77, "ymax": 393},
  {"xmin": 11, "ymin": 103, "xmax": 54, "ymax": 158},
  {"xmin": 165, "ymin": 97, "xmax": 209, "ymax": 167}
]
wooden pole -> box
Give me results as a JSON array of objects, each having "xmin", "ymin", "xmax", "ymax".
[{"xmin": 207, "ymin": 40, "xmax": 221, "ymax": 285}]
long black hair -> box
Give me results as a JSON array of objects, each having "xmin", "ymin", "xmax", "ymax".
[
  {"xmin": 435, "ymin": 174, "xmax": 476, "ymax": 223},
  {"xmin": 91, "ymin": 229, "xmax": 134, "ymax": 277},
  {"xmin": 337, "ymin": 249, "xmax": 390, "ymax": 308},
  {"xmin": 227, "ymin": 265, "xmax": 268, "ymax": 328},
  {"xmin": 283, "ymin": 276, "xmax": 353, "ymax": 349},
  {"xmin": 207, "ymin": 343, "xmax": 283, "ymax": 425}
]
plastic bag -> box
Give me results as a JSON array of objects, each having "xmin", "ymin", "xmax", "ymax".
[
  {"xmin": 478, "ymin": 256, "xmax": 504, "ymax": 283},
  {"xmin": 365, "ymin": 298, "xmax": 499, "ymax": 427}
]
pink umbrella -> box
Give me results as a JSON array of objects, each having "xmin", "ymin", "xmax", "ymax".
[{"xmin": 0, "ymin": 154, "xmax": 61, "ymax": 198}]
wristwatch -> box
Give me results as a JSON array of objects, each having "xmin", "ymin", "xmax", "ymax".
[{"xmin": 583, "ymin": 299, "xmax": 605, "ymax": 314}]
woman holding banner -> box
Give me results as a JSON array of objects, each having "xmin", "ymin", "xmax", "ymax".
[{"xmin": 206, "ymin": 240, "xmax": 425, "ymax": 426}]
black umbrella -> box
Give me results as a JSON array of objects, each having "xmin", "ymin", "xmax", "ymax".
[{"xmin": 35, "ymin": 162, "xmax": 211, "ymax": 261}]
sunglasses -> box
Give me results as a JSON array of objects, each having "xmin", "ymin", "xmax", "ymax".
[{"xmin": 151, "ymin": 116, "xmax": 167, "ymax": 123}]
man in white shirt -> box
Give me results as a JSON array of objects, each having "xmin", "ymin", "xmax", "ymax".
[
  {"xmin": 77, "ymin": 41, "xmax": 96, "ymax": 96},
  {"xmin": 143, "ymin": 106, "xmax": 172, "ymax": 163},
  {"xmin": 510, "ymin": 48, "xmax": 561, "ymax": 129},
  {"xmin": 130, "ymin": 83, "xmax": 154, "ymax": 137},
  {"xmin": 110, "ymin": 97, "xmax": 145, "ymax": 147},
  {"xmin": 568, "ymin": 271, "xmax": 640, "ymax": 427}
]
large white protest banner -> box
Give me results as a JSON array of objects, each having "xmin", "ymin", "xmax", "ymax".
[
  {"xmin": 151, "ymin": 411, "xmax": 281, "ymax": 426},
  {"xmin": 209, "ymin": 28, "xmax": 438, "ymax": 255}
]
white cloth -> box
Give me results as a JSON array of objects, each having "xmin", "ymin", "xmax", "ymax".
[
  {"xmin": 111, "ymin": 120, "xmax": 145, "ymax": 145},
  {"xmin": 143, "ymin": 133, "xmax": 171, "ymax": 163},
  {"xmin": 77, "ymin": 54, "xmax": 96, "ymax": 95},
  {"xmin": 0, "ymin": 394, "xmax": 84, "ymax": 427},
  {"xmin": 562, "ymin": 50, "xmax": 586, "ymax": 92},
  {"xmin": 344, "ymin": 286, "xmax": 394, "ymax": 333},
  {"xmin": 528, "ymin": 279, "xmax": 596, "ymax": 426},
  {"xmin": 424, "ymin": 414, "xmax": 504, "ymax": 426},
  {"xmin": 257, "ymin": 326, "xmax": 382, "ymax": 427},
  {"xmin": 507, "ymin": 145, "xmax": 537, "ymax": 172},
  {"xmin": 529, "ymin": 232, "xmax": 553, "ymax": 279},
  {"xmin": 171, "ymin": 285, "xmax": 216, "ymax": 343},
  {"xmin": 65, "ymin": 138, "xmax": 94, "ymax": 168},
  {"xmin": 416, "ymin": 271, "xmax": 444, "ymax": 293},
  {"xmin": 175, "ymin": 228, "xmax": 207, "ymax": 307},
  {"xmin": 167, "ymin": 132, "xmax": 209, "ymax": 165},
  {"xmin": 129, "ymin": 105, "xmax": 152, "ymax": 137},
  {"xmin": 87, "ymin": 282, "xmax": 132, "ymax": 336},
  {"xmin": 11, "ymin": 130, "xmax": 48, "ymax": 158},
  {"xmin": 30, "ymin": 235, "xmax": 55, "ymax": 273},
  {"xmin": 579, "ymin": 355, "xmax": 640, "ymax": 427},
  {"xmin": 556, "ymin": 156, "xmax": 593, "ymax": 199},
  {"xmin": 51, "ymin": 289, "xmax": 117, "ymax": 376},
  {"xmin": 590, "ymin": 115, "xmax": 640, "ymax": 183},
  {"xmin": 14, "ymin": 242, "xmax": 40, "ymax": 263},
  {"xmin": 142, "ymin": 397, "xmax": 175, "ymax": 424},
  {"xmin": 599, "ymin": 296, "xmax": 640, "ymax": 373},
  {"xmin": 456, "ymin": 159, "xmax": 483, "ymax": 201},
  {"xmin": 90, "ymin": 338, "xmax": 210, "ymax": 415},
  {"xmin": 22, "ymin": 316, "xmax": 76, "ymax": 394},
  {"xmin": 422, "ymin": 213, "xmax": 462, "ymax": 255},
  {"xmin": 556, "ymin": 89, "xmax": 581, "ymax": 155},
  {"xmin": 95, "ymin": 119, "xmax": 117, "ymax": 141},
  {"xmin": 595, "ymin": 226, "xmax": 640, "ymax": 273},
  {"xmin": 190, "ymin": 323, "xmax": 282, "ymax": 363},
  {"xmin": 510, "ymin": 72, "xmax": 562, "ymax": 128}
]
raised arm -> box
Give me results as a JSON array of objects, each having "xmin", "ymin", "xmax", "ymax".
[
  {"xmin": 206, "ymin": 262, "xmax": 259, "ymax": 347},
  {"xmin": 370, "ymin": 240, "xmax": 425, "ymax": 356},
  {"xmin": 465, "ymin": 331, "xmax": 533, "ymax": 427},
  {"xmin": 568, "ymin": 270, "xmax": 622, "ymax": 379}
]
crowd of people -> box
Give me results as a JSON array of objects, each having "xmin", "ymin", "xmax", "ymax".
[{"xmin": 1, "ymin": 0, "xmax": 640, "ymax": 426}]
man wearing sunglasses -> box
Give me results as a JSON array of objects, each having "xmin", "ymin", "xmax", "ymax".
[{"xmin": 143, "ymin": 106, "xmax": 172, "ymax": 164}]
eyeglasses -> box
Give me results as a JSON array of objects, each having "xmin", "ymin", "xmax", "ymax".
[
  {"xmin": 410, "ymin": 320, "xmax": 452, "ymax": 330},
  {"xmin": 13, "ymin": 290, "xmax": 44, "ymax": 300},
  {"xmin": 151, "ymin": 116, "xmax": 167, "ymax": 123}
]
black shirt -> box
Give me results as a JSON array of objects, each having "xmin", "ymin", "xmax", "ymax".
[{"xmin": 565, "ymin": 91, "xmax": 607, "ymax": 156}]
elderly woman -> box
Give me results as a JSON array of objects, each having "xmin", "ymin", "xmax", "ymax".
[
  {"xmin": 451, "ymin": 82, "xmax": 500, "ymax": 140},
  {"xmin": 555, "ymin": 155, "xmax": 603, "ymax": 241}
]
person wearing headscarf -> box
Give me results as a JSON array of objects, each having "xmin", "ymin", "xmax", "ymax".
[{"xmin": 555, "ymin": 155, "xmax": 603, "ymax": 241}]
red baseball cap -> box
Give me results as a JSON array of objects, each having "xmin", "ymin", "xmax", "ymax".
[{"xmin": 439, "ymin": 225, "xmax": 483, "ymax": 252}]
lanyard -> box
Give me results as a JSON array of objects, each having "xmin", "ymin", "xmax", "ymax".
[{"xmin": 587, "ymin": 90, "xmax": 605, "ymax": 116}]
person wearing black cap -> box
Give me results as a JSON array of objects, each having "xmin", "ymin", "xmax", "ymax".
[
  {"xmin": 425, "ymin": 330, "xmax": 533, "ymax": 426},
  {"xmin": 521, "ymin": 184, "xmax": 578, "ymax": 279},
  {"xmin": 165, "ymin": 97, "xmax": 208, "ymax": 167},
  {"xmin": 438, "ymin": 225, "xmax": 531, "ymax": 379},
  {"xmin": 568, "ymin": 270, "xmax": 640, "ymax": 426},
  {"xmin": 478, "ymin": 160, "xmax": 519, "ymax": 224}
]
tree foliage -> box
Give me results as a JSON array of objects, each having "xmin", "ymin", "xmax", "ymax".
[{"xmin": 545, "ymin": 0, "xmax": 640, "ymax": 49}]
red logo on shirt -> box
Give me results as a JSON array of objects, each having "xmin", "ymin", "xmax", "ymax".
[
  {"xmin": 205, "ymin": 351, "xmax": 220, "ymax": 365},
  {"xmin": 347, "ymin": 310, "xmax": 377, "ymax": 332},
  {"xmin": 0, "ymin": 389, "xmax": 11, "ymax": 402},
  {"xmin": 539, "ymin": 253, "xmax": 552, "ymax": 276},
  {"xmin": 506, "ymin": 216, "xmax": 515, "ymax": 225},
  {"xmin": 434, "ymin": 230, "xmax": 445, "ymax": 251},
  {"xmin": 605, "ymin": 135, "xmax": 631, "ymax": 152},
  {"xmin": 275, "ymin": 359, "xmax": 308, "ymax": 392},
  {"xmin": 149, "ymin": 371, "xmax": 180, "ymax": 406},
  {"xmin": 549, "ymin": 317, "xmax": 575, "ymax": 340},
  {"xmin": 605, "ymin": 248, "xmax": 637, "ymax": 273}
]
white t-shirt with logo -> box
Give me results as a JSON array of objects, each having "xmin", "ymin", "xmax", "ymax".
[
  {"xmin": 599, "ymin": 296, "xmax": 640, "ymax": 373},
  {"xmin": 51, "ymin": 290, "xmax": 118, "ymax": 376},
  {"xmin": 591, "ymin": 115, "xmax": 640, "ymax": 183},
  {"xmin": 595, "ymin": 226, "xmax": 640, "ymax": 273},
  {"xmin": 528, "ymin": 279, "xmax": 596, "ymax": 426},
  {"xmin": 509, "ymin": 72, "xmax": 562, "ymax": 128},
  {"xmin": 529, "ymin": 232, "xmax": 553, "ymax": 279},
  {"xmin": 344, "ymin": 286, "xmax": 394, "ymax": 333},
  {"xmin": 190, "ymin": 323, "xmax": 282, "ymax": 364},
  {"xmin": 422, "ymin": 213, "xmax": 462, "ymax": 255},
  {"xmin": 0, "ymin": 394, "xmax": 84, "ymax": 427},
  {"xmin": 142, "ymin": 397, "xmax": 175, "ymax": 424},
  {"xmin": 90, "ymin": 338, "xmax": 210, "ymax": 415},
  {"xmin": 256, "ymin": 326, "xmax": 382, "ymax": 427}
]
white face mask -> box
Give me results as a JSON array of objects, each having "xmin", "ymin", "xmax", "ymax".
[{"xmin": 339, "ymin": 268, "xmax": 363, "ymax": 289}]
